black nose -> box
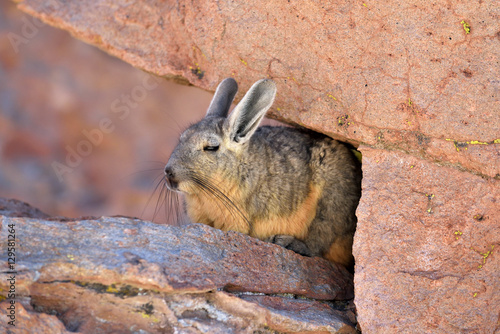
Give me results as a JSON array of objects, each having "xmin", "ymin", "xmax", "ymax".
[
  {"xmin": 164, "ymin": 166, "xmax": 178, "ymax": 190},
  {"xmin": 164, "ymin": 166, "xmax": 174, "ymax": 179}
]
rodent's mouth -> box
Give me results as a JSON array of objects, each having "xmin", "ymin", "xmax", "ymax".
[{"xmin": 164, "ymin": 178, "xmax": 179, "ymax": 192}]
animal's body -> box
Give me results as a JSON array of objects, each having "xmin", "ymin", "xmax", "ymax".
[{"xmin": 164, "ymin": 78, "xmax": 361, "ymax": 268}]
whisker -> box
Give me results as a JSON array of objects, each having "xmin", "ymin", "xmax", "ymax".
[
  {"xmin": 198, "ymin": 176, "xmax": 248, "ymax": 223},
  {"xmin": 123, "ymin": 168, "xmax": 165, "ymax": 180},
  {"xmin": 140, "ymin": 173, "xmax": 166, "ymax": 219},
  {"xmin": 191, "ymin": 177, "xmax": 232, "ymax": 218},
  {"xmin": 142, "ymin": 160, "xmax": 168, "ymax": 165},
  {"xmin": 164, "ymin": 183, "xmax": 172, "ymax": 224},
  {"xmin": 166, "ymin": 187, "xmax": 180, "ymax": 225},
  {"xmin": 165, "ymin": 188, "xmax": 171, "ymax": 224},
  {"xmin": 174, "ymin": 191, "xmax": 182, "ymax": 224},
  {"xmin": 150, "ymin": 175, "xmax": 182, "ymax": 225},
  {"xmin": 152, "ymin": 177, "xmax": 168, "ymax": 222},
  {"xmin": 161, "ymin": 109, "xmax": 184, "ymax": 135},
  {"xmin": 188, "ymin": 171, "xmax": 249, "ymax": 229}
]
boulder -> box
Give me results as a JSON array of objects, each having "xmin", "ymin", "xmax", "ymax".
[
  {"xmin": 0, "ymin": 302, "xmax": 71, "ymax": 334},
  {"xmin": 354, "ymin": 146, "xmax": 499, "ymax": 333},
  {"xmin": 14, "ymin": 0, "xmax": 499, "ymax": 178},
  {"xmin": 0, "ymin": 198, "xmax": 356, "ymax": 333},
  {"xmin": 0, "ymin": 198, "xmax": 49, "ymax": 219},
  {"xmin": 8, "ymin": 0, "xmax": 500, "ymax": 332}
]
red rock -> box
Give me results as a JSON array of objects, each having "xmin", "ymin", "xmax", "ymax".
[
  {"xmin": 28, "ymin": 283, "xmax": 356, "ymax": 333},
  {"xmin": 14, "ymin": 0, "xmax": 499, "ymax": 178},
  {"xmin": 239, "ymin": 295, "xmax": 357, "ymax": 333},
  {"xmin": 0, "ymin": 1, "xmax": 213, "ymax": 221},
  {"xmin": 0, "ymin": 302, "xmax": 71, "ymax": 334},
  {"xmin": 353, "ymin": 146, "xmax": 499, "ymax": 333},
  {"xmin": 0, "ymin": 215, "xmax": 353, "ymax": 300},
  {"xmin": 0, "ymin": 197, "xmax": 49, "ymax": 218},
  {"xmin": 4, "ymin": 0, "xmax": 500, "ymax": 332},
  {"xmin": 1, "ymin": 198, "xmax": 355, "ymax": 332}
]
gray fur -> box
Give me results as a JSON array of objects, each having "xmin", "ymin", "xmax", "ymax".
[
  {"xmin": 227, "ymin": 79, "xmax": 276, "ymax": 143},
  {"xmin": 206, "ymin": 77, "xmax": 238, "ymax": 118},
  {"xmin": 164, "ymin": 78, "xmax": 361, "ymax": 268},
  {"xmin": 268, "ymin": 235, "xmax": 312, "ymax": 257}
]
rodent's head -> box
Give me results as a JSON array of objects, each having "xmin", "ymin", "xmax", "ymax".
[{"xmin": 164, "ymin": 78, "xmax": 276, "ymax": 194}]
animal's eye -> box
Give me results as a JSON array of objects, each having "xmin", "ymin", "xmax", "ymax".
[{"xmin": 203, "ymin": 145, "xmax": 219, "ymax": 152}]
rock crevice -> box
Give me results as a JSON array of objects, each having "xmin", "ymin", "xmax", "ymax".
[{"xmin": 6, "ymin": 0, "xmax": 500, "ymax": 332}]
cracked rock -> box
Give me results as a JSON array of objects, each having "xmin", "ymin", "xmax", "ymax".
[
  {"xmin": 14, "ymin": 0, "xmax": 500, "ymax": 177},
  {"xmin": 354, "ymin": 146, "xmax": 499, "ymax": 333},
  {"xmin": 0, "ymin": 198, "xmax": 356, "ymax": 333}
]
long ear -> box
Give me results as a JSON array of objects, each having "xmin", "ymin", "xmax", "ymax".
[
  {"xmin": 205, "ymin": 78, "xmax": 238, "ymax": 118},
  {"xmin": 225, "ymin": 79, "xmax": 276, "ymax": 143}
]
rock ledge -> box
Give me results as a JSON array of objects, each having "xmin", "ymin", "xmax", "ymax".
[{"xmin": 0, "ymin": 198, "xmax": 356, "ymax": 333}]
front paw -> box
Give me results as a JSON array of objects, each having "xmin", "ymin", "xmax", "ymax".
[{"xmin": 267, "ymin": 235, "xmax": 312, "ymax": 257}]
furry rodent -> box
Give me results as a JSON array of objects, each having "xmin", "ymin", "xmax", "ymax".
[{"xmin": 164, "ymin": 78, "xmax": 361, "ymax": 268}]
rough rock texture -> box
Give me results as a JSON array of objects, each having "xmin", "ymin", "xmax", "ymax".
[
  {"xmin": 0, "ymin": 199, "xmax": 356, "ymax": 333},
  {"xmin": 7, "ymin": 0, "xmax": 500, "ymax": 333},
  {"xmin": 354, "ymin": 147, "xmax": 499, "ymax": 333},
  {"xmin": 0, "ymin": 302, "xmax": 71, "ymax": 334},
  {"xmin": 13, "ymin": 0, "xmax": 499, "ymax": 178},
  {"xmin": 0, "ymin": 198, "xmax": 49, "ymax": 219}
]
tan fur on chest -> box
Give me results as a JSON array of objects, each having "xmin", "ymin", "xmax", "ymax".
[
  {"xmin": 251, "ymin": 184, "xmax": 322, "ymax": 240},
  {"xmin": 185, "ymin": 176, "xmax": 250, "ymax": 234},
  {"xmin": 186, "ymin": 178, "xmax": 322, "ymax": 242}
]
